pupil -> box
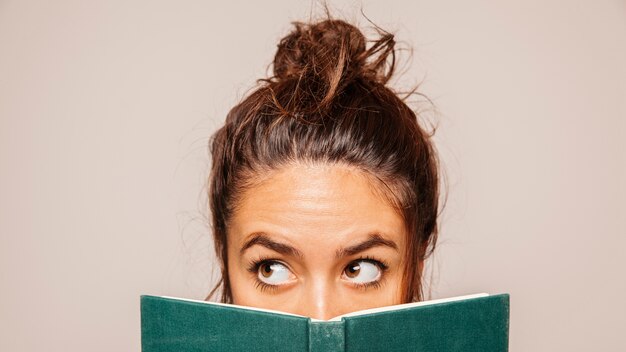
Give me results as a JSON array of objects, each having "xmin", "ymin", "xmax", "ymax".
[
  {"xmin": 261, "ymin": 263, "xmax": 273, "ymax": 277},
  {"xmin": 348, "ymin": 263, "xmax": 360, "ymax": 277}
]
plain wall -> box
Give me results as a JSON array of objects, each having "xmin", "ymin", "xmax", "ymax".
[{"xmin": 1, "ymin": 0, "xmax": 624, "ymax": 351}]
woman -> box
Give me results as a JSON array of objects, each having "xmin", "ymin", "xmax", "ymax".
[{"xmin": 205, "ymin": 17, "xmax": 440, "ymax": 321}]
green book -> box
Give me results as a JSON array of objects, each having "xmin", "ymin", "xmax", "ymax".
[{"xmin": 141, "ymin": 292, "xmax": 509, "ymax": 352}]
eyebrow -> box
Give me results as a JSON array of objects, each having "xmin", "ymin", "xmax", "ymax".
[
  {"xmin": 335, "ymin": 234, "xmax": 398, "ymax": 258},
  {"xmin": 239, "ymin": 232, "xmax": 398, "ymax": 259},
  {"xmin": 240, "ymin": 233, "xmax": 304, "ymax": 259}
]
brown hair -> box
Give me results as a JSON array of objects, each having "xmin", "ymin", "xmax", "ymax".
[{"xmin": 206, "ymin": 16, "xmax": 440, "ymax": 304}]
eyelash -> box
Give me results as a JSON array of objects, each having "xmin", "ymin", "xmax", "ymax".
[
  {"xmin": 246, "ymin": 256, "xmax": 283, "ymax": 293},
  {"xmin": 246, "ymin": 255, "xmax": 389, "ymax": 292}
]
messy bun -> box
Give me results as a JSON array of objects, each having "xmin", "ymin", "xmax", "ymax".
[
  {"xmin": 271, "ymin": 19, "xmax": 396, "ymax": 117},
  {"xmin": 208, "ymin": 15, "xmax": 439, "ymax": 304}
]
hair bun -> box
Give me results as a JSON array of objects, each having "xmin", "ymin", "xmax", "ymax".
[
  {"xmin": 274, "ymin": 20, "xmax": 367, "ymax": 81},
  {"xmin": 270, "ymin": 18, "xmax": 396, "ymax": 116},
  {"xmin": 274, "ymin": 19, "xmax": 396, "ymax": 83}
]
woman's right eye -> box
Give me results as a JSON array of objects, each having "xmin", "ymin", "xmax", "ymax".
[{"xmin": 257, "ymin": 261, "xmax": 294, "ymax": 285}]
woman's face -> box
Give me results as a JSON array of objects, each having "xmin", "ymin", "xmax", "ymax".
[{"xmin": 226, "ymin": 162, "xmax": 407, "ymax": 320}]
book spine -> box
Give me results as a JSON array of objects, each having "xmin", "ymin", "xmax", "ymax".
[{"xmin": 308, "ymin": 321, "xmax": 345, "ymax": 352}]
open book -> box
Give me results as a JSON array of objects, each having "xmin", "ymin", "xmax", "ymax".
[{"xmin": 140, "ymin": 292, "xmax": 509, "ymax": 351}]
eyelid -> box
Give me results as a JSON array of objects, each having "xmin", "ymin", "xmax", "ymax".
[
  {"xmin": 345, "ymin": 256, "xmax": 390, "ymax": 271},
  {"xmin": 351, "ymin": 278, "xmax": 385, "ymax": 291},
  {"xmin": 254, "ymin": 279, "xmax": 280, "ymax": 293}
]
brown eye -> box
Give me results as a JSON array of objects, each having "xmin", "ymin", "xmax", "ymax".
[
  {"xmin": 256, "ymin": 261, "xmax": 293, "ymax": 285},
  {"xmin": 345, "ymin": 262, "xmax": 361, "ymax": 278},
  {"xmin": 260, "ymin": 262, "xmax": 273, "ymax": 278},
  {"xmin": 342, "ymin": 260, "xmax": 381, "ymax": 283}
]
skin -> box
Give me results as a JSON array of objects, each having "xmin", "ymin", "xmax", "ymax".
[{"xmin": 226, "ymin": 162, "xmax": 408, "ymax": 320}]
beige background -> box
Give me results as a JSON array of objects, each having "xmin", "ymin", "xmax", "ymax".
[{"xmin": 1, "ymin": 0, "xmax": 625, "ymax": 351}]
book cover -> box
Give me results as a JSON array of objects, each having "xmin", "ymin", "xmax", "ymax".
[{"xmin": 140, "ymin": 292, "xmax": 509, "ymax": 352}]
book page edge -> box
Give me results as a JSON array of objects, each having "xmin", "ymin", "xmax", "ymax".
[
  {"xmin": 326, "ymin": 292, "xmax": 490, "ymax": 321},
  {"xmin": 157, "ymin": 295, "xmax": 308, "ymax": 318}
]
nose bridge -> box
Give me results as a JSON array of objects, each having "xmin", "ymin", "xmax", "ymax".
[{"xmin": 302, "ymin": 275, "xmax": 337, "ymax": 320}]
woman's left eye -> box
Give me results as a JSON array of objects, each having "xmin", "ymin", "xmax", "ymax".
[{"xmin": 342, "ymin": 260, "xmax": 383, "ymax": 283}]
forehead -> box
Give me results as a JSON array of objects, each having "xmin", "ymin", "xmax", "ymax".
[{"xmin": 228, "ymin": 162, "xmax": 406, "ymax": 250}]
